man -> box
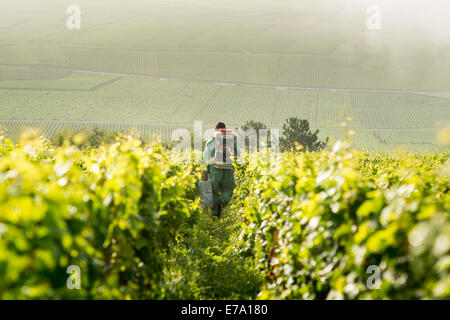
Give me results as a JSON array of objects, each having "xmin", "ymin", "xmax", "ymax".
[{"xmin": 203, "ymin": 121, "xmax": 240, "ymax": 218}]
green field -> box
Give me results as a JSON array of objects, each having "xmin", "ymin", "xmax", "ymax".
[{"xmin": 0, "ymin": 0, "xmax": 449, "ymax": 151}]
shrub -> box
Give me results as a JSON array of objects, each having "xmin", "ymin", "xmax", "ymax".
[
  {"xmin": 237, "ymin": 141, "xmax": 449, "ymax": 299},
  {"xmin": 0, "ymin": 133, "xmax": 198, "ymax": 299}
]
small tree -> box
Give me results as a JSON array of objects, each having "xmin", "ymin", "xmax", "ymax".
[
  {"xmin": 51, "ymin": 128, "xmax": 79, "ymax": 147},
  {"xmin": 280, "ymin": 117, "xmax": 328, "ymax": 152},
  {"xmin": 88, "ymin": 127, "xmax": 116, "ymax": 148},
  {"xmin": 240, "ymin": 120, "xmax": 271, "ymax": 152}
]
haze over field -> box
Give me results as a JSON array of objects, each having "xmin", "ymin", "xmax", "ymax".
[{"xmin": 0, "ymin": 0, "xmax": 449, "ymax": 151}]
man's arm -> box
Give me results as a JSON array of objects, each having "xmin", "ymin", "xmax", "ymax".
[
  {"xmin": 203, "ymin": 140, "xmax": 214, "ymax": 165},
  {"xmin": 202, "ymin": 140, "xmax": 214, "ymax": 180}
]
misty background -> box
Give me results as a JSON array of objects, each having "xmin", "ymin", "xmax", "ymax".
[{"xmin": 0, "ymin": 0, "xmax": 449, "ymax": 151}]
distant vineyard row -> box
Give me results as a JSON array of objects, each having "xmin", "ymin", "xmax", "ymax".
[
  {"xmin": 2, "ymin": 49, "xmax": 450, "ymax": 91},
  {"xmin": 1, "ymin": 74, "xmax": 448, "ymax": 130},
  {"xmin": 0, "ymin": 65, "xmax": 71, "ymax": 81},
  {"xmin": 0, "ymin": 120, "xmax": 445, "ymax": 152}
]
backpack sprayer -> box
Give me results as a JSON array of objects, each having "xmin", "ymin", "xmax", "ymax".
[{"xmin": 212, "ymin": 129, "xmax": 237, "ymax": 170}]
